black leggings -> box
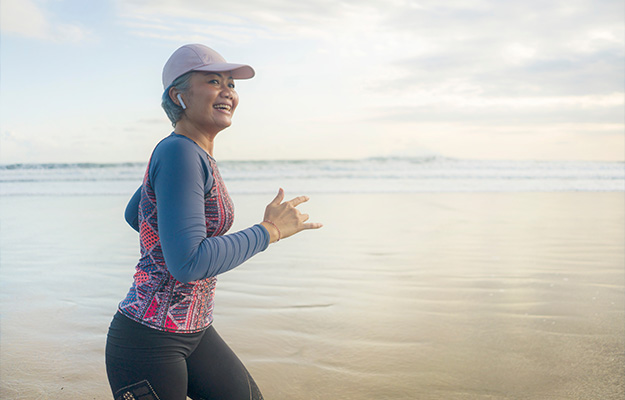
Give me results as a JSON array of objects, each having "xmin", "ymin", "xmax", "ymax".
[{"xmin": 105, "ymin": 312, "xmax": 263, "ymax": 400}]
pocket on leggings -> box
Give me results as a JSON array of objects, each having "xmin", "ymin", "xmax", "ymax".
[{"xmin": 114, "ymin": 379, "xmax": 159, "ymax": 400}]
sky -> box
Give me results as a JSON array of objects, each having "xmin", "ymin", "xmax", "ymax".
[{"xmin": 0, "ymin": 0, "xmax": 623, "ymax": 163}]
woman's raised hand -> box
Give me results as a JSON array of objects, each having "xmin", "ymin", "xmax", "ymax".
[{"xmin": 261, "ymin": 188, "xmax": 323, "ymax": 243}]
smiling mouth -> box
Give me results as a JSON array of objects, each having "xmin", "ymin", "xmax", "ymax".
[{"xmin": 213, "ymin": 104, "xmax": 232, "ymax": 112}]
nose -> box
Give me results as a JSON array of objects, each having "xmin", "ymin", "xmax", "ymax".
[{"xmin": 221, "ymin": 87, "xmax": 234, "ymax": 99}]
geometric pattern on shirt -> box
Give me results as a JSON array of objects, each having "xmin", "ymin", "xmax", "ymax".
[{"xmin": 119, "ymin": 155, "xmax": 234, "ymax": 333}]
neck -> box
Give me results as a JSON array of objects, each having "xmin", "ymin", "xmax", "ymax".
[{"xmin": 174, "ymin": 119, "xmax": 219, "ymax": 156}]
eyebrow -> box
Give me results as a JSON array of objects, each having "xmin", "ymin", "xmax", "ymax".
[{"xmin": 202, "ymin": 72, "xmax": 234, "ymax": 80}]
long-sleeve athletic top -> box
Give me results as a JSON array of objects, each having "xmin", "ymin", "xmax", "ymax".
[{"xmin": 118, "ymin": 133, "xmax": 269, "ymax": 333}]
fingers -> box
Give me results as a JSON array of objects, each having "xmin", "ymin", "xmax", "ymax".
[
  {"xmin": 302, "ymin": 222, "xmax": 324, "ymax": 230},
  {"xmin": 297, "ymin": 214, "xmax": 322, "ymax": 231},
  {"xmin": 287, "ymin": 195, "xmax": 310, "ymax": 207},
  {"xmin": 271, "ymin": 189, "xmax": 309, "ymax": 208},
  {"xmin": 271, "ymin": 188, "xmax": 285, "ymax": 205}
]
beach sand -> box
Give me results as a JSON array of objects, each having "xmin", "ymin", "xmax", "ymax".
[{"xmin": 1, "ymin": 192, "xmax": 623, "ymax": 399}]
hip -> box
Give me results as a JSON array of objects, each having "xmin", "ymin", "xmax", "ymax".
[{"xmin": 106, "ymin": 311, "xmax": 208, "ymax": 364}]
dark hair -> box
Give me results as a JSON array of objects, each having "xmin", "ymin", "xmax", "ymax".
[{"xmin": 161, "ymin": 71, "xmax": 193, "ymax": 127}]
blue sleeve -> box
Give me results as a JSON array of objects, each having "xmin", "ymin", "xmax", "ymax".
[
  {"xmin": 125, "ymin": 186, "xmax": 141, "ymax": 232},
  {"xmin": 150, "ymin": 138, "xmax": 269, "ymax": 283}
]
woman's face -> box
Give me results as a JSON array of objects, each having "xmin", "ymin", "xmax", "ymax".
[{"xmin": 180, "ymin": 71, "xmax": 239, "ymax": 133}]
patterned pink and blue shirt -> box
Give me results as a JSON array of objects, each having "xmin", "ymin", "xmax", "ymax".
[{"xmin": 119, "ymin": 133, "xmax": 269, "ymax": 333}]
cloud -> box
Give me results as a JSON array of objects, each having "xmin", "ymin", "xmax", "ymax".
[
  {"xmin": 0, "ymin": 129, "xmax": 41, "ymax": 164},
  {"xmin": 117, "ymin": 0, "xmax": 346, "ymax": 30},
  {"xmin": 115, "ymin": 0, "xmax": 622, "ymax": 81},
  {"xmin": 390, "ymin": 48, "xmax": 623, "ymax": 98},
  {"xmin": 286, "ymin": 0, "xmax": 625, "ymax": 134},
  {"xmin": 116, "ymin": 0, "xmax": 418, "ymax": 48},
  {"xmin": 0, "ymin": 0, "xmax": 89, "ymax": 42},
  {"xmin": 365, "ymin": 99, "xmax": 623, "ymax": 126},
  {"xmin": 369, "ymin": 1, "xmax": 624, "ymax": 91}
]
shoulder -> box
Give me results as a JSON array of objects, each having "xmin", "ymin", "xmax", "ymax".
[
  {"xmin": 149, "ymin": 134, "xmax": 213, "ymax": 184},
  {"xmin": 153, "ymin": 133, "xmax": 204, "ymax": 160}
]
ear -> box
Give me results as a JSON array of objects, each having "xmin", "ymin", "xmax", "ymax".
[{"xmin": 168, "ymin": 87, "xmax": 183, "ymax": 107}]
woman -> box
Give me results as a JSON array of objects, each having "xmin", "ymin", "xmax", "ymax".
[{"xmin": 105, "ymin": 44, "xmax": 322, "ymax": 400}]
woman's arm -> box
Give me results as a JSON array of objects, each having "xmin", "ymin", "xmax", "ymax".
[{"xmin": 151, "ymin": 139, "xmax": 269, "ymax": 283}]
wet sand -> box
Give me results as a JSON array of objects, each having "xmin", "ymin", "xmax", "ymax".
[{"xmin": 1, "ymin": 193, "xmax": 623, "ymax": 399}]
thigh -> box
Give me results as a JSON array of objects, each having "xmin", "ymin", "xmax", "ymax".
[
  {"xmin": 186, "ymin": 325, "xmax": 263, "ymax": 400},
  {"xmin": 105, "ymin": 312, "xmax": 197, "ymax": 400},
  {"xmin": 106, "ymin": 354, "xmax": 188, "ymax": 400}
]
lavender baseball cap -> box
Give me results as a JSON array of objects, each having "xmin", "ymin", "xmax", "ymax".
[{"xmin": 162, "ymin": 44, "xmax": 255, "ymax": 89}]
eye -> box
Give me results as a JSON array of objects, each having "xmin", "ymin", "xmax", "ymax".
[
  {"xmin": 228, "ymin": 82, "xmax": 236, "ymax": 89},
  {"xmin": 208, "ymin": 79, "xmax": 220, "ymax": 85}
]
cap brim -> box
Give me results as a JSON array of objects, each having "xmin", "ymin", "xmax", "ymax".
[{"xmin": 194, "ymin": 63, "xmax": 255, "ymax": 79}]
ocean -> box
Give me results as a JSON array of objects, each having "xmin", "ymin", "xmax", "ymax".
[{"xmin": 1, "ymin": 157, "xmax": 623, "ymax": 196}]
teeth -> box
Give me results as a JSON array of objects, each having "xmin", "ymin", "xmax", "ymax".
[{"xmin": 214, "ymin": 104, "xmax": 231, "ymax": 111}]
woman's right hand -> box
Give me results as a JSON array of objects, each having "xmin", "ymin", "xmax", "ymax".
[{"xmin": 261, "ymin": 188, "xmax": 323, "ymax": 243}]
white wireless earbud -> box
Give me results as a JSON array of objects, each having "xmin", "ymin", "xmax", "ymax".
[{"xmin": 176, "ymin": 94, "xmax": 187, "ymax": 109}]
